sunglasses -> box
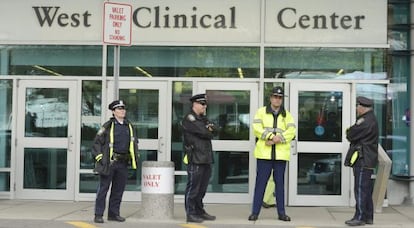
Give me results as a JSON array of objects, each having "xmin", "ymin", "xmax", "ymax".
[{"xmin": 197, "ymin": 101, "xmax": 207, "ymax": 106}]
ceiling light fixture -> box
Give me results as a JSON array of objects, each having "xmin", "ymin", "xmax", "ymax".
[
  {"xmin": 135, "ymin": 67, "xmax": 152, "ymax": 77},
  {"xmin": 33, "ymin": 65, "xmax": 62, "ymax": 76}
]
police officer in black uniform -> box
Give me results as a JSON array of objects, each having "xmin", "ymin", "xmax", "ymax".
[
  {"xmin": 344, "ymin": 96, "xmax": 378, "ymax": 226},
  {"xmin": 182, "ymin": 94, "xmax": 216, "ymax": 223},
  {"xmin": 93, "ymin": 100, "xmax": 139, "ymax": 223}
]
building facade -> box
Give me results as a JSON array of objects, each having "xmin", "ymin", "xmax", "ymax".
[{"xmin": 0, "ymin": 0, "xmax": 412, "ymax": 206}]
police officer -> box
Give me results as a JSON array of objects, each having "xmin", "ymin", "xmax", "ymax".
[
  {"xmin": 248, "ymin": 86, "xmax": 296, "ymax": 222},
  {"xmin": 92, "ymin": 100, "xmax": 139, "ymax": 223},
  {"xmin": 182, "ymin": 94, "xmax": 216, "ymax": 223},
  {"xmin": 344, "ymin": 96, "xmax": 378, "ymax": 226}
]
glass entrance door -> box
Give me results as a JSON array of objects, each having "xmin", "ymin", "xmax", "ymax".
[
  {"xmin": 195, "ymin": 82, "xmax": 258, "ymax": 203},
  {"xmin": 107, "ymin": 80, "xmax": 168, "ymax": 200},
  {"xmin": 288, "ymin": 83, "xmax": 351, "ymax": 206},
  {"xmin": 16, "ymin": 80, "xmax": 77, "ymax": 200}
]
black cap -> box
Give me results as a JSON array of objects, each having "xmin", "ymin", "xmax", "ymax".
[
  {"xmin": 357, "ymin": 96, "xmax": 373, "ymax": 107},
  {"xmin": 190, "ymin": 93, "xmax": 207, "ymax": 103},
  {"xmin": 271, "ymin": 86, "xmax": 285, "ymax": 97},
  {"xmin": 108, "ymin": 100, "xmax": 126, "ymax": 110}
]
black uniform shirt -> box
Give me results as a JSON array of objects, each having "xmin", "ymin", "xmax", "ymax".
[
  {"xmin": 113, "ymin": 120, "xmax": 130, "ymax": 154},
  {"xmin": 346, "ymin": 110, "xmax": 379, "ymax": 168}
]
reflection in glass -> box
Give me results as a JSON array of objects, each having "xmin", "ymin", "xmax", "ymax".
[
  {"xmin": 0, "ymin": 172, "xmax": 10, "ymax": 191},
  {"xmin": 80, "ymin": 81, "xmax": 102, "ymax": 169},
  {"xmin": 298, "ymin": 153, "xmax": 341, "ymax": 195},
  {"xmin": 7, "ymin": 45, "xmax": 102, "ymax": 76},
  {"xmin": 264, "ymin": 48, "xmax": 385, "ymax": 79},
  {"xmin": 81, "ymin": 150, "xmax": 158, "ymax": 193},
  {"xmin": 298, "ymin": 91, "xmax": 342, "ymax": 142},
  {"xmin": 174, "ymin": 151, "xmax": 249, "ymax": 194},
  {"xmin": 80, "ymin": 123, "xmax": 100, "ymax": 169},
  {"xmin": 171, "ymin": 81, "xmax": 193, "ymax": 172},
  {"xmin": 113, "ymin": 46, "xmax": 260, "ymax": 78},
  {"xmin": 25, "ymin": 88, "xmax": 69, "ymax": 137},
  {"xmin": 0, "ymin": 80, "xmax": 12, "ymax": 170},
  {"xmin": 205, "ymin": 90, "xmax": 250, "ymax": 140},
  {"xmin": 125, "ymin": 150, "xmax": 157, "ymax": 191},
  {"xmin": 213, "ymin": 151, "xmax": 249, "ymax": 193},
  {"xmin": 24, "ymin": 148, "xmax": 67, "ymax": 189},
  {"xmin": 119, "ymin": 89, "xmax": 159, "ymax": 139},
  {"xmin": 79, "ymin": 173, "xmax": 99, "ymax": 193}
]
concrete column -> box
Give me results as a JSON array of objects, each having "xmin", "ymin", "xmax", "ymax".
[{"xmin": 141, "ymin": 161, "xmax": 175, "ymax": 220}]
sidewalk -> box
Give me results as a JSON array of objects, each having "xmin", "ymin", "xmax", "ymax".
[{"xmin": 0, "ymin": 199, "xmax": 413, "ymax": 227}]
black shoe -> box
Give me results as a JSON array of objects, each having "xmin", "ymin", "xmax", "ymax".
[
  {"xmin": 345, "ymin": 218, "xmax": 355, "ymax": 224},
  {"xmin": 200, "ymin": 212, "xmax": 216, "ymax": 221},
  {"xmin": 94, "ymin": 215, "xmax": 104, "ymax": 223},
  {"xmin": 346, "ymin": 219, "xmax": 365, "ymax": 226},
  {"xmin": 365, "ymin": 219, "xmax": 373, "ymax": 225},
  {"xmin": 187, "ymin": 214, "xmax": 203, "ymax": 223},
  {"xmin": 248, "ymin": 214, "xmax": 258, "ymax": 221},
  {"xmin": 262, "ymin": 202, "xmax": 275, "ymax": 208},
  {"xmin": 278, "ymin": 214, "xmax": 291, "ymax": 222},
  {"xmin": 108, "ymin": 215, "xmax": 126, "ymax": 222}
]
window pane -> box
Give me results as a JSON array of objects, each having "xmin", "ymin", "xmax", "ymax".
[
  {"xmin": 174, "ymin": 151, "xmax": 249, "ymax": 194},
  {"xmin": 0, "ymin": 172, "xmax": 10, "ymax": 191},
  {"xmin": 6, "ymin": 45, "xmax": 102, "ymax": 76},
  {"xmin": 119, "ymin": 89, "xmax": 159, "ymax": 139},
  {"xmin": 298, "ymin": 153, "xmax": 341, "ymax": 195},
  {"xmin": 206, "ymin": 90, "xmax": 250, "ymax": 140},
  {"xmin": 79, "ymin": 173, "xmax": 99, "ymax": 193},
  {"xmin": 171, "ymin": 81, "xmax": 193, "ymax": 172},
  {"xmin": 24, "ymin": 148, "xmax": 67, "ymax": 189},
  {"xmin": 298, "ymin": 91, "xmax": 343, "ymax": 142},
  {"xmin": 25, "ymin": 88, "xmax": 69, "ymax": 137},
  {"xmin": 0, "ymin": 80, "xmax": 12, "ymax": 168},
  {"xmin": 111, "ymin": 46, "xmax": 260, "ymax": 78},
  {"xmin": 265, "ymin": 48, "xmax": 386, "ymax": 79},
  {"xmin": 80, "ymin": 81, "xmax": 102, "ymax": 169},
  {"xmin": 125, "ymin": 150, "xmax": 157, "ymax": 191}
]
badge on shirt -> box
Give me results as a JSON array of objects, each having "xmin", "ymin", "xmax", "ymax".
[{"xmin": 187, "ymin": 114, "xmax": 196, "ymax": 122}]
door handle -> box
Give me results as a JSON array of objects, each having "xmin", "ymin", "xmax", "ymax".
[
  {"xmin": 291, "ymin": 139, "xmax": 297, "ymax": 155},
  {"xmin": 68, "ymin": 135, "xmax": 74, "ymax": 152},
  {"xmin": 158, "ymin": 136, "xmax": 164, "ymax": 153}
]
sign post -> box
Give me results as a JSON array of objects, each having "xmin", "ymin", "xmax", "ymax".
[{"xmin": 103, "ymin": 2, "xmax": 132, "ymax": 99}]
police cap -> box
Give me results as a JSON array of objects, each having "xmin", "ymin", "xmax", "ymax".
[
  {"xmin": 271, "ymin": 86, "xmax": 285, "ymax": 97},
  {"xmin": 108, "ymin": 100, "xmax": 126, "ymax": 110},
  {"xmin": 190, "ymin": 93, "xmax": 207, "ymax": 103},
  {"xmin": 357, "ymin": 96, "xmax": 373, "ymax": 107}
]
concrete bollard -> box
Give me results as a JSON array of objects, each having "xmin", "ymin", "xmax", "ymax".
[
  {"xmin": 141, "ymin": 161, "xmax": 175, "ymax": 219},
  {"xmin": 373, "ymin": 144, "xmax": 392, "ymax": 213}
]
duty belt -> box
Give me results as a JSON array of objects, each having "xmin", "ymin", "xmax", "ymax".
[{"xmin": 112, "ymin": 153, "xmax": 129, "ymax": 162}]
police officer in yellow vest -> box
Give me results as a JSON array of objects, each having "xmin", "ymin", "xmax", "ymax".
[
  {"xmin": 248, "ymin": 86, "xmax": 296, "ymax": 222},
  {"xmin": 92, "ymin": 100, "xmax": 139, "ymax": 223}
]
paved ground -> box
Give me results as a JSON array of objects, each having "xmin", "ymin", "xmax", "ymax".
[{"xmin": 0, "ymin": 200, "xmax": 413, "ymax": 228}]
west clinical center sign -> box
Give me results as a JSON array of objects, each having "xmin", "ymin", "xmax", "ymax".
[{"xmin": 0, "ymin": 0, "xmax": 387, "ymax": 47}]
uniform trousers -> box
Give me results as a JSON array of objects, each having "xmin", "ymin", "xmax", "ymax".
[
  {"xmin": 185, "ymin": 163, "xmax": 212, "ymax": 216},
  {"xmin": 353, "ymin": 166, "xmax": 374, "ymax": 221},
  {"xmin": 95, "ymin": 160, "xmax": 128, "ymax": 217},
  {"xmin": 251, "ymin": 159, "xmax": 287, "ymax": 216}
]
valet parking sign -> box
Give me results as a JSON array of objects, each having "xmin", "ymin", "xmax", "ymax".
[{"xmin": 103, "ymin": 2, "xmax": 132, "ymax": 46}]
